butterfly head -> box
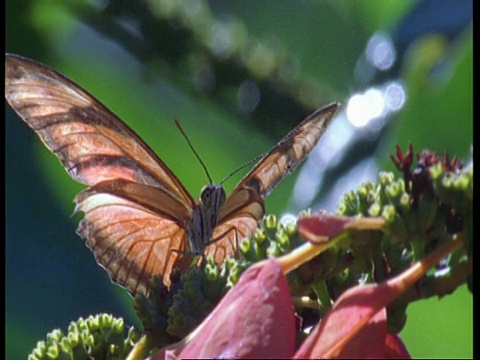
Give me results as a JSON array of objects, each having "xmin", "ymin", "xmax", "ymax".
[{"xmin": 199, "ymin": 184, "xmax": 226, "ymax": 210}]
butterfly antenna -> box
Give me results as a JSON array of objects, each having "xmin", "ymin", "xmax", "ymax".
[
  {"xmin": 174, "ymin": 119, "xmax": 213, "ymax": 183},
  {"xmin": 220, "ymin": 152, "xmax": 265, "ymax": 185}
]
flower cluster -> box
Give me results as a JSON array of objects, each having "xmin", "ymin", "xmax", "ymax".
[{"xmin": 28, "ymin": 314, "xmax": 140, "ymax": 360}]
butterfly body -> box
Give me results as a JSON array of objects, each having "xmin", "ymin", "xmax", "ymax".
[
  {"xmin": 186, "ymin": 184, "xmax": 227, "ymax": 255},
  {"xmin": 5, "ymin": 53, "xmax": 339, "ymax": 295}
]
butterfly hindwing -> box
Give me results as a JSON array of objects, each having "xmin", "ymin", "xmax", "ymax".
[
  {"xmin": 75, "ymin": 179, "xmax": 196, "ymax": 292},
  {"xmin": 76, "ymin": 189, "xmax": 187, "ymax": 294}
]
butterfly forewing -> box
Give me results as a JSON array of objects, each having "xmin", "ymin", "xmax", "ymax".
[
  {"xmin": 5, "ymin": 54, "xmax": 194, "ymax": 206},
  {"xmin": 218, "ymin": 103, "xmax": 338, "ymax": 222},
  {"xmin": 6, "ymin": 53, "xmax": 339, "ymax": 296},
  {"xmin": 233, "ymin": 104, "xmax": 337, "ymax": 199}
]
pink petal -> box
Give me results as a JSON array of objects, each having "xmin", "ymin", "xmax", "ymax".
[
  {"xmin": 298, "ymin": 213, "xmax": 353, "ymax": 244},
  {"xmin": 385, "ymin": 333, "xmax": 411, "ymax": 359}
]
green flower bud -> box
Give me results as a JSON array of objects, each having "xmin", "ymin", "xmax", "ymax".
[
  {"xmin": 267, "ymin": 241, "xmax": 281, "ymax": 257},
  {"xmin": 382, "ymin": 205, "xmax": 409, "ymax": 244},
  {"xmin": 30, "ymin": 341, "xmax": 47, "ymax": 360},
  {"xmin": 46, "ymin": 329, "xmax": 63, "ymax": 345},
  {"xmin": 368, "ymin": 202, "xmax": 382, "ymax": 217},
  {"xmin": 379, "ymin": 171, "xmax": 395, "ymax": 185},
  {"xmin": 46, "ymin": 343, "xmax": 60, "ymax": 359},
  {"xmin": 264, "ymin": 213, "xmax": 277, "ymax": 230}
]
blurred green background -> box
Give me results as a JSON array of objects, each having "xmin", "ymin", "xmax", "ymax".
[{"xmin": 6, "ymin": 1, "xmax": 472, "ymax": 358}]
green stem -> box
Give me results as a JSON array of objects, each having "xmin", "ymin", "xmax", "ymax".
[
  {"xmin": 310, "ymin": 279, "xmax": 333, "ymax": 316},
  {"xmin": 125, "ymin": 334, "xmax": 155, "ymax": 360}
]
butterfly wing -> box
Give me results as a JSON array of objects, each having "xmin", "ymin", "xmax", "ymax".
[
  {"xmin": 204, "ymin": 103, "xmax": 340, "ymax": 261},
  {"xmin": 5, "ymin": 53, "xmax": 195, "ymax": 294},
  {"xmin": 75, "ymin": 180, "xmax": 189, "ymax": 294},
  {"xmin": 230, "ymin": 102, "xmax": 339, "ymax": 200}
]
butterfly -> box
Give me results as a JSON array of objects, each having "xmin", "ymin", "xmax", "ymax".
[{"xmin": 5, "ymin": 53, "xmax": 339, "ymax": 296}]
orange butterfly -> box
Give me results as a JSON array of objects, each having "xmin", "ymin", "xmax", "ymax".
[{"xmin": 5, "ymin": 53, "xmax": 339, "ymax": 295}]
